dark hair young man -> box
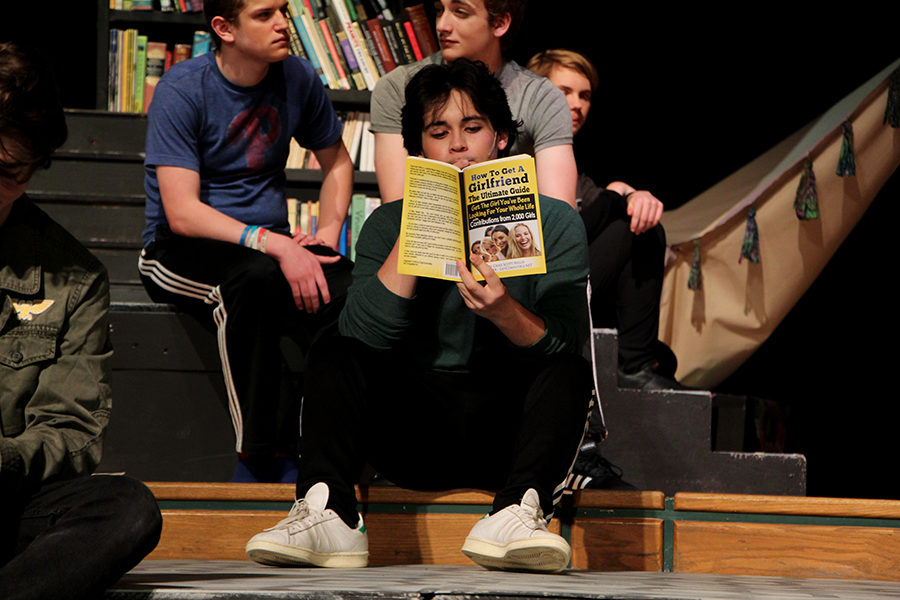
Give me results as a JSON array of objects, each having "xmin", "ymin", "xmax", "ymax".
[
  {"xmin": 138, "ymin": 0, "xmax": 355, "ymax": 481},
  {"xmin": 0, "ymin": 42, "xmax": 161, "ymax": 599},
  {"xmin": 245, "ymin": 59, "xmax": 592, "ymax": 573},
  {"xmin": 370, "ymin": 0, "xmax": 577, "ymax": 208},
  {"xmin": 527, "ymin": 49, "xmax": 681, "ymax": 393}
]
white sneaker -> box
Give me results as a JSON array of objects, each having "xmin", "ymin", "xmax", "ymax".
[
  {"xmin": 245, "ymin": 482, "xmax": 368, "ymax": 567},
  {"xmin": 461, "ymin": 488, "xmax": 571, "ymax": 572}
]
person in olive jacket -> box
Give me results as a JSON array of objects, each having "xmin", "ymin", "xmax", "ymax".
[{"xmin": 0, "ymin": 42, "xmax": 161, "ymax": 600}]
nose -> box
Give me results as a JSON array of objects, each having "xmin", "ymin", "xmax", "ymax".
[
  {"xmin": 274, "ymin": 9, "xmax": 288, "ymax": 29},
  {"xmin": 568, "ymin": 93, "xmax": 582, "ymax": 113},
  {"xmin": 436, "ymin": 10, "xmax": 451, "ymax": 33},
  {"xmin": 449, "ymin": 130, "xmax": 467, "ymax": 152}
]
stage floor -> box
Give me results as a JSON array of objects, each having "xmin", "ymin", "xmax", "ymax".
[{"xmin": 108, "ymin": 561, "xmax": 900, "ymax": 599}]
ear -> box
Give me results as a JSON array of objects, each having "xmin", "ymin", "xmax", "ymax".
[
  {"xmin": 490, "ymin": 12, "xmax": 511, "ymax": 39},
  {"xmin": 496, "ymin": 130, "xmax": 509, "ymax": 152},
  {"xmin": 211, "ymin": 15, "xmax": 236, "ymax": 45}
]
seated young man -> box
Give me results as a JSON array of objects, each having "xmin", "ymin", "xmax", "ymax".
[
  {"xmin": 245, "ymin": 59, "xmax": 592, "ymax": 573},
  {"xmin": 370, "ymin": 0, "xmax": 577, "ymax": 207},
  {"xmin": 138, "ymin": 0, "xmax": 355, "ymax": 481},
  {"xmin": 527, "ymin": 49, "xmax": 681, "ymax": 392},
  {"xmin": 0, "ymin": 42, "xmax": 161, "ymax": 599}
]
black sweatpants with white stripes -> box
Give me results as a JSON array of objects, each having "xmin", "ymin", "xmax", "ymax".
[
  {"xmin": 297, "ymin": 336, "xmax": 593, "ymax": 525},
  {"xmin": 138, "ymin": 227, "xmax": 353, "ymax": 456}
]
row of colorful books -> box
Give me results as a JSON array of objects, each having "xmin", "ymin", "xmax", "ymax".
[
  {"xmin": 282, "ymin": 0, "xmax": 438, "ymax": 91},
  {"xmin": 288, "ymin": 194, "xmax": 381, "ymax": 260},
  {"xmin": 109, "ymin": 0, "xmax": 203, "ymax": 12},
  {"xmin": 109, "ymin": 0, "xmax": 438, "ymax": 95},
  {"xmin": 107, "ymin": 29, "xmax": 211, "ymax": 113},
  {"xmin": 287, "ymin": 111, "xmax": 375, "ymax": 172}
]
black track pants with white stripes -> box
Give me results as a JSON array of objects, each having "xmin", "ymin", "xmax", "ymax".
[{"xmin": 138, "ymin": 228, "xmax": 353, "ymax": 455}]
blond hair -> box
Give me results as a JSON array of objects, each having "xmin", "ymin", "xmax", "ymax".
[{"xmin": 526, "ymin": 49, "xmax": 598, "ymax": 91}]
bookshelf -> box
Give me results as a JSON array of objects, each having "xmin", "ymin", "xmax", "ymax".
[{"xmin": 96, "ymin": 6, "xmax": 206, "ymax": 109}]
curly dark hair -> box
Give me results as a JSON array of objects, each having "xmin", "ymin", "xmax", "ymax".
[
  {"xmin": 401, "ymin": 58, "xmax": 520, "ymax": 158},
  {"xmin": 0, "ymin": 42, "xmax": 67, "ymax": 174}
]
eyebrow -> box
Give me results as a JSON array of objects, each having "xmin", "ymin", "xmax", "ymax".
[{"xmin": 424, "ymin": 115, "xmax": 487, "ymax": 129}]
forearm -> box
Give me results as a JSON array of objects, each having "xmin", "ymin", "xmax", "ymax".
[
  {"xmin": 535, "ymin": 145, "xmax": 577, "ymax": 208},
  {"xmin": 159, "ymin": 166, "xmax": 248, "ymax": 243},
  {"xmin": 373, "ymin": 132, "xmax": 407, "ymax": 203},
  {"xmin": 376, "ymin": 238, "xmax": 417, "ymax": 299},
  {"xmin": 313, "ymin": 141, "xmax": 354, "ymax": 249},
  {"xmin": 488, "ymin": 298, "xmax": 546, "ymax": 347}
]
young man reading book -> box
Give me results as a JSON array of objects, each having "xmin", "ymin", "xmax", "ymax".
[
  {"xmin": 138, "ymin": 0, "xmax": 355, "ymax": 481},
  {"xmin": 0, "ymin": 42, "xmax": 161, "ymax": 599},
  {"xmin": 370, "ymin": 0, "xmax": 577, "ymax": 207},
  {"xmin": 245, "ymin": 59, "xmax": 592, "ymax": 573}
]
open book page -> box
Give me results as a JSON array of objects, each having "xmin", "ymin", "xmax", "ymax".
[
  {"xmin": 397, "ymin": 156, "xmax": 467, "ymax": 280},
  {"xmin": 463, "ymin": 155, "xmax": 546, "ymax": 278}
]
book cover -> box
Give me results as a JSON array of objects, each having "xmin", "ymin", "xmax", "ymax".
[
  {"xmin": 191, "ymin": 30, "xmax": 212, "ymax": 56},
  {"xmin": 402, "ymin": 20, "xmax": 423, "ymax": 61},
  {"xmin": 391, "ymin": 20, "xmax": 415, "ymax": 64},
  {"xmin": 335, "ymin": 30, "xmax": 365, "ymax": 90},
  {"xmin": 404, "ymin": 4, "xmax": 438, "ymax": 56},
  {"xmin": 379, "ymin": 18, "xmax": 405, "ymax": 66},
  {"xmin": 398, "ymin": 154, "xmax": 545, "ymax": 281},
  {"xmin": 284, "ymin": 3, "xmax": 309, "ymax": 59},
  {"xmin": 319, "ymin": 18, "xmax": 352, "ymax": 89},
  {"xmin": 349, "ymin": 21, "xmax": 380, "ymax": 88},
  {"xmin": 134, "ymin": 35, "xmax": 148, "ymax": 113},
  {"xmin": 328, "ymin": 0, "xmax": 377, "ymax": 89},
  {"xmin": 299, "ymin": 5, "xmax": 339, "ymax": 88},
  {"xmin": 358, "ymin": 20, "xmax": 385, "ymax": 76},
  {"xmin": 365, "ymin": 17, "xmax": 396, "ymax": 73},
  {"xmin": 173, "ymin": 43, "xmax": 192, "ymax": 64},
  {"xmin": 287, "ymin": 0, "xmax": 328, "ymax": 86},
  {"xmin": 350, "ymin": 193, "xmax": 381, "ymax": 260}
]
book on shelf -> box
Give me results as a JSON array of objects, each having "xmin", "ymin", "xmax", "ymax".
[
  {"xmin": 287, "ymin": 0, "xmax": 328, "ymax": 86},
  {"xmin": 366, "ymin": 18, "xmax": 397, "ymax": 73},
  {"xmin": 191, "ymin": 31, "xmax": 212, "ymax": 57},
  {"xmin": 391, "ymin": 20, "xmax": 416, "ymax": 64},
  {"xmin": 349, "ymin": 193, "xmax": 382, "ymax": 260},
  {"xmin": 335, "ymin": 29, "xmax": 365, "ymax": 90},
  {"xmin": 404, "ymin": 4, "xmax": 438, "ymax": 56},
  {"xmin": 134, "ymin": 35, "xmax": 148, "ymax": 113},
  {"xmin": 173, "ymin": 43, "xmax": 192, "ymax": 63},
  {"xmin": 357, "ymin": 20, "xmax": 386, "ymax": 76},
  {"xmin": 284, "ymin": 3, "xmax": 309, "ymax": 59},
  {"xmin": 398, "ymin": 154, "xmax": 545, "ymax": 281},
  {"xmin": 143, "ymin": 41, "xmax": 167, "ymax": 111},
  {"xmin": 402, "ymin": 20, "xmax": 424, "ymax": 61},
  {"xmin": 318, "ymin": 18, "xmax": 352, "ymax": 89}
]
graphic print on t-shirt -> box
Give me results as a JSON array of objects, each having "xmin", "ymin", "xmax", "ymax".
[{"xmin": 227, "ymin": 105, "xmax": 281, "ymax": 172}]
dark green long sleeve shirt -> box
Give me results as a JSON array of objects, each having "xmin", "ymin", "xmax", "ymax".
[{"xmin": 339, "ymin": 195, "xmax": 589, "ymax": 370}]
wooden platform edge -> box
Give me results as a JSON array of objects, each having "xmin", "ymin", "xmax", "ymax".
[
  {"xmin": 674, "ymin": 492, "xmax": 900, "ymax": 519},
  {"xmin": 145, "ymin": 482, "xmax": 663, "ymax": 509}
]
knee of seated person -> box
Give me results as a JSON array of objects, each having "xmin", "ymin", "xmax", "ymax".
[
  {"xmin": 536, "ymin": 354, "xmax": 593, "ymax": 404},
  {"xmin": 307, "ymin": 335, "xmax": 371, "ymax": 372},
  {"xmin": 90, "ymin": 476, "xmax": 162, "ymax": 544}
]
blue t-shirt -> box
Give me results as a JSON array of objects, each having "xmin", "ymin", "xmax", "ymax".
[{"xmin": 143, "ymin": 52, "xmax": 343, "ymax": 246}]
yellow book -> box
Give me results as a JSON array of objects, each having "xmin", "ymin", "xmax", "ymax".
[{"xmin": 398, "ymin": 154, "xmax": 546, "ymax": 281}]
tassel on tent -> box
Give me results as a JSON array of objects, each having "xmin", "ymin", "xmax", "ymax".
[
  {"xmin": 739, "ymin": 207, "xmax": 760, "ymax": 264},
  {"xmin": 836, "ymin": 120, "xmax": 856, "ymax": 177},
  {"xmin": 688, "ymin": 239, "xmax": 702, "ymax": 290},
  {"xmin": 885, "ymin": 67, "xmax": 899, "ymax": 128},
  {"xmin": 794, "ymin": 158, "xmax": 819, "ymax": 220}
]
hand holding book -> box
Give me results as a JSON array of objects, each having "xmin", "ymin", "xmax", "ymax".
[{"xmin": 455, "ymin": 253, "xmax": 546, "ymax": 347}]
